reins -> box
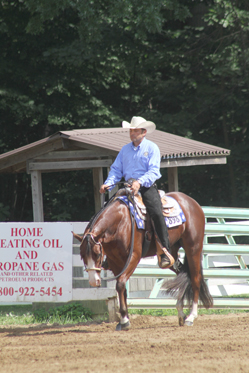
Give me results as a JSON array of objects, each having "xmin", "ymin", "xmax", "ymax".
[
  {"xmin": 102, "ymin": 197, "xmax": 135, "ymax": 281},
  {"xmin": 84, "ymin": 182, "xmax": 136, "ymax": 281}
]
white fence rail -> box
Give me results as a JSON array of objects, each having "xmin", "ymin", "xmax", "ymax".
[
  {"xmin": 2, "ymin": 207, "xmax": 248, "ymax": 312},
  {"xmin": 72, "ymin": 207, "xmax": 249, "ymax": 309},
  {"xmin": 126, "ymin": 206, "xmax": 249, "ymax": 309}
]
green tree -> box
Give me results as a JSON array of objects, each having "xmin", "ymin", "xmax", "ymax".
[{"xmin": 1, "ymin": 0, "xmax": 249, "ymax": 221}]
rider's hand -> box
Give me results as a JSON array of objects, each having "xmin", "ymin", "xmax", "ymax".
[
  {"xmin": 130, "ymin": 180, "xmax": 141, "ymax": 195},
  {"xmin": 99, "ymin": 184, "xmax": 109, "ymax": 194}
]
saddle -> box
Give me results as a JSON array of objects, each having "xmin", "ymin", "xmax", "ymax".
[
  {"xmin": 131, "ymin": 190, "xmax": 183, "ymax": 222},
  {"xmin": 115, "ymin": 188, "xmax": 185, "ymax": 225},
  {"xmin": 115, "ymin": 188, "xmax": 186, "ymax": 258}
]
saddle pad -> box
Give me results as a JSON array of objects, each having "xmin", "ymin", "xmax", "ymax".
[{"xmin": 117, "ymin": 195, "xmax": 186, "ymax": 230}]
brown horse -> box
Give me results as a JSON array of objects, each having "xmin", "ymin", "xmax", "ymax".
[{"xmin": 74, "ymin": 191, "xmax": 213, "ymax": 330}]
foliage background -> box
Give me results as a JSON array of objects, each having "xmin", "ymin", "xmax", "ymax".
[{"xmin": 1, "ymin": 0, "xmax": 249, "ymax": 222}]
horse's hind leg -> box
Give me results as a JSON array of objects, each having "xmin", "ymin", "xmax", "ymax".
[
  {"xmin": 176, "ymin": 299, "xmax": 186, "ymax": 326},
  {"xmin": 184, "ymin": 301, "xmax": 198, "ymax": 326},
  {"xmin": 184, "ymin": 250, "xmax": 202, "ymax": 326}
]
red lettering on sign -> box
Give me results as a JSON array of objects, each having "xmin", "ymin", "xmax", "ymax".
[
  {"xmin": 0, "ymin": 262, "xmax": 40, "ymax": 271},
  {"xmin": 15, "ymin": 251, "xmax": 38, "ymax": 260},
  {"xmin": 42, "ymin": 262, "xmax": 64, "ymax": 271},
  {"xmin": 43, "ymin": 239, "xmax": 62, "ymax": 248},
  {"xmin": 0, "ymin": 240, "xmax": 6, "ymax": 248},
  {"xmin": 11, "ymin": 228, "xmax": 43, "ymax": 237}
]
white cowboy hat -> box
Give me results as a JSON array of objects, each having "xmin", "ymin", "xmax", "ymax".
[{"xmin": 122, "ymin": 116, "xmax": 156, "ymax": 134}]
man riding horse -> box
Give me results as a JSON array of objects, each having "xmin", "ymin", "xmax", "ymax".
[
  {"xmin": 99, "ymin": 116, "xmax": 174, "ymax": 269},
  {"xmin": 76, "ymin": 117, "xmax": 213, "ymax": 328}
]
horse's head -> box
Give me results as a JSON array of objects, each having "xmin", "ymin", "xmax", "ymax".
[
  {"xmin": 72, "ymin": 200, "xmax": 127, "ymax": 287},
  {"xmin": 79, "ymin": 233, "xmax": 104, "ymax": 287}
]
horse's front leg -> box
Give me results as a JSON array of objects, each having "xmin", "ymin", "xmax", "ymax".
[
  {"xmin": 115, "ymin": 279, "xmax": 130, "ymax": 331},
  {"xmin": 114, "ymin": 231, "xmax": 143, "ymax": 331},
  {"xmin": 115, "ymin": 252, "xmax": 141, "ymax": 331}
]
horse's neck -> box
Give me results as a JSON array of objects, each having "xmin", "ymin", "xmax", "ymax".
[{"xmin": 93, "ymin": 201, "xmax": 128, "ymax": 239}]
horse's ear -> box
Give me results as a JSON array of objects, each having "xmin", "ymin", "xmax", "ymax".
[{"xmin": 72, "ymin": 232, "xmax": 83, "ymax": 242}]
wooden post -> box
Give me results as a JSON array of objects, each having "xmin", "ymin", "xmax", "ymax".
[
  {"xmin": 30, "ymin": 170, "xmax": 44, "ymax": 222},
  {"xmin": 167, "ymin": 167, "xmax": 179, "ymax": 192},
  {"xmin": 92, "ymin": 167, "xmax": 104, "ymax": 213},
  {"xmin": 107, "ymin": 166, "xmax": 118, "ymax": 198}
]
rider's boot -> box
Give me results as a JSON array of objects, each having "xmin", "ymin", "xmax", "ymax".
[
  {"xmin": 150, "ymin": 216, "xmax": 174, "ymax": 269},
  {"xmin": 159, "ymin": 247, "xmax": 175, "ymax": 269},
  {"xmin": 154, "ymin": 233, "xmax": 175, "ymax": 269}
]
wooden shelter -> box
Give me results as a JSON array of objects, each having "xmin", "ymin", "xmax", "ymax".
[{"xmin": 0, "ymin": 128, "xmax": 230, "ymax": 221}]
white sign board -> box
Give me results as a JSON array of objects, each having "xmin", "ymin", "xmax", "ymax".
[{"xmin": 0, "ymin": 223, "xmax": 73, "ymax": 302}]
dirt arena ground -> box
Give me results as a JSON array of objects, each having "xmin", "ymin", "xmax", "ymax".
[{"xmin": 0, "ymin": 312, "xmax": 249, "ymax": 373}]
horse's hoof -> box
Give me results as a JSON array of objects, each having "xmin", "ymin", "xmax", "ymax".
[
  {"xmin": 115, "ymin": 321, "xmax": 130, "ymax": 331},
  {"xmin": 178, "ymin": 314, "xmax": 186, "ymax": 326},
  {"xmin": 184, "ymin": 320, "xmax": 193, "ymax": 327},
  {"xmin": 178, "ymin": 316, "xmax": 186, "ymax": 327}
]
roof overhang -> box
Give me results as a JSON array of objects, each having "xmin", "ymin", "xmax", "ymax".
[
  {"xmin": 161, "ymin": 155, "xmax": 227, "ymax": 168},
  {"xmin": 0, "ymin": 128, "xmax": 230, "ymax": 174}
]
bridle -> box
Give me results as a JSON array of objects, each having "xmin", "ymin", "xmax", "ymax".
[{"xmin": 83, "ymin": 233, "xmax": 103, "ymax": 273}]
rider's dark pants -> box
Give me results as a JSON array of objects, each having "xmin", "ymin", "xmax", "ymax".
[{"xmin": 140, "ymin": 184, "xmax": 170, "ymax": 251}]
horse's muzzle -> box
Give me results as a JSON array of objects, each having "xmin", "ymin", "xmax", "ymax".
[{"xmin": 88, "ymin": 270, "xmax": 101, "ymax": 287}]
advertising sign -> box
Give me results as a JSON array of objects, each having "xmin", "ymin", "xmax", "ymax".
[{"xmin": 0, "ymin": 223, "xmax": 73, "ymax": 302}]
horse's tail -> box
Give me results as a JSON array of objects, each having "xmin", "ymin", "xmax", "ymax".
[{"xmin": 163, "ymin": 257, "xmax": 213, "ymax": 309}]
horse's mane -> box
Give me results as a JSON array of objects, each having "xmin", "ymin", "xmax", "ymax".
[
  {"xmin": 86, "ymin": 192, "xmax": 119, "ymax": 232},
  {"xmin": 85, "ymin": 206, "xmax": 105, "ymax": 231}
]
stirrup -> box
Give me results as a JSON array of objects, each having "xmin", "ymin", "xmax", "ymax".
[{"xmin": 157, "ymin": 248, "xmax": 175, "ymax": 269}]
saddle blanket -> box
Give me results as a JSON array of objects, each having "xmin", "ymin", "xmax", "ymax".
[{"xmin": 117, "ymin": 194, "xmax": 186, "ymax": 230}]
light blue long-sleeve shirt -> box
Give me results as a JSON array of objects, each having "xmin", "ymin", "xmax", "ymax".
[{"xmin": 104, "ymin": 137, "xmax": 162, "ymax": 190}]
